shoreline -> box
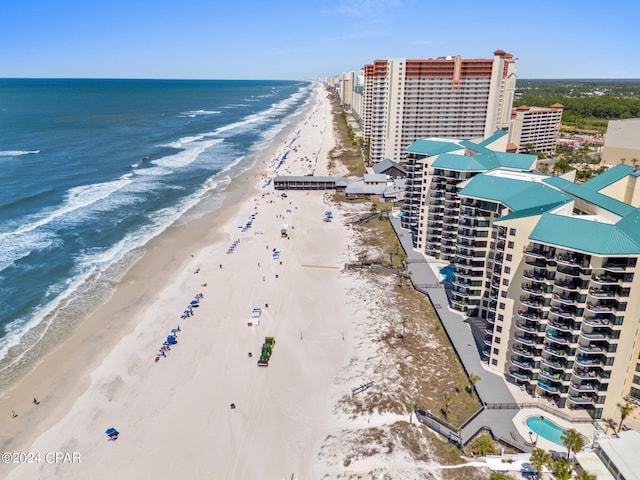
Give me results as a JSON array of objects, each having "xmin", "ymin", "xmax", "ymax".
[{"xmin": 1, "ymin": 85, "xmax": 342, "ymax": 478}]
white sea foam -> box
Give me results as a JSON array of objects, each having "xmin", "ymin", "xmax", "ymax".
[
  {"xmin": 180, "ymin": 109, "xmax": 221, "ymax": 117},
  {"xmin": 152, "ymin": 138, "xmax": 224, "ymax": 169},
  {"xmin": 0, "ymin": 150, "xmax": 40, "ymax": 156},
  {"xmin": 0, "ymin": 175, "xmax": 133, "ymax": 239}
]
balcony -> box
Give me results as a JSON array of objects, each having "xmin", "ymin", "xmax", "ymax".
[
  {"xmin": 555, "ymin": 253, "xmax": 591, "ymax": 270},
  {"xmin": 591, "ymin": 274, "xmax": 620, "ymax": 286},
  {"xmin": 522, "ymin": 284, "xmax": 546, "ymax": 296},
  {"xmin": 511, "ymin": 357, "xmax": 534, "ymax": 370},
  {"xmin": 543, "ymin": 345, "xmax": 569, "ymax": 357},
  {"xmin": 515, "ymin": 322, "xmax": 538, "ymax": 334},
  {"xmin": 583, "ymin": 316, "xmax": 612, "ymax": 326},
  {"xmin": 602, "ymin": 262, "xmax": 630, "ymax": 272},
  {"xmin": 512, "ymin": 345, "xmax": 535, "ymax": 358},
  {"xmin": 585, "ymin": 302, "xmax": 613, "ymax": 314},
  {"xmin": 540, "ymin": 369, "xmax": 565, "ymax": 383},
  {"xmin": 541, "ymin": 356, "xmax": 565, "ymax": 369},
  {"xmin": 555, "ymin": 280, "xmax": 581, "ymax": 292},
  {"xmin": 588, "ymin": 288, "xmax": 617, "ymax": 300},
  {"xmin": 524, "ymin": 248, "xmax": 554, "ymax": 261},
  {"xmin": 568, "ymin": 394, "xmax": 596, "ymax": 405},
  {"xmin": 550, "ymin": 306, "xmax": 577, "ymax": 320},
  {"xmin": 577, "ymin": 343, "xmax": 604, "ymax": 354},
  {"xmin": 570, "ymin": 382, "xmax": 597, "ymax": 393},
  {"xmin": 510, "ymin": 370, "xmax": 530, "ymax": 381},
  {"xmin": 538, "ymin": 381, "xmax": 559, "ymax": 393},
  {"xmin": 545, "ymin": 333, "xmax": 572, "ymax": 346},
  {"xmin": 552, "ymin": 293, "xmax": 578, "ymax": 306},
  {"xmin": 514, "ymin": 335, "xmax": 538, "ymax": 346},
  {"xmin": 575, "ymin": 355, "xmax": 601, "ymax": 367},
  {"xmin": 520, "ymin": 296, "xmax": 545, "ymax": 309},
  {"xmin": 548, "ymin": 320, "xmax": 579, "ymax": 333}
]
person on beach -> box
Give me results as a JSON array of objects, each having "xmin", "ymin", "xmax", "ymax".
[
  {"xmin": 33, "ymin": 397, "xmax": 39, "ymax": 405},
  {"xmin": 11, "ymin": 410, "xmax": 18, "ymax": 418}
]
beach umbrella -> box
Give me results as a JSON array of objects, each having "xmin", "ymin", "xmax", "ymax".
[
  {"xmin": 171, "ymin": 328, "xmax": 178, "ymax": 334},
  {"xmin": 190, "ymin": 300, "xmax": 199, "ymax": 305},
  {"xmin": 105, "ymin": 428, "xmax": 117, "ymax": 436}
]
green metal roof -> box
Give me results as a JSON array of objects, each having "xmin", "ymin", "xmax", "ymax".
[
  {"xmin": 580, "ymin": 163, "xmax": 633, "ymax": 191},
  {"xmin": 477, "ymin": 130, "xmax": 509, "ymax": 147},
  {"xmin": 458, "ymin": 174, "xmax": 572, "ymax": 211},
  {"xmin": 543, "ymin": 175, "xmax": 635, "ymax": 217},
  {"xmin": 495, "ymin": 201, "xmax": 568, "ymax": 222},
  {"xmin": 405, "ymin": 139, "xmax": 462, "ymax": 156},
  {"xmin": 432, "ymin": 150, "xmax": 536, "ymax": 172},
  {"xmin": 529, "ymin": 213, "xmax": 640, "ymax": 255}
]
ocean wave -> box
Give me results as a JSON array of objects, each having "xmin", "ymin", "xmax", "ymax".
[
  {"xmin": 0, "ymin": 175, "xmax": 134, "ymax": 239},
  {"xmin": 152, "ymin": 138, "xmax": 224, "ymax": 169},
  {"xmin": 0, "ymin": 150, "xmax": 40, "ymax": 157},
  {"xmin": 180, "ymin": 109, "xmax": 221, "ymax": 117}
]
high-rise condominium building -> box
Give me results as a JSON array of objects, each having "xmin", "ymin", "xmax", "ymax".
[
  {"xmin": 403, "ymin": 133, "xmax": 640, "ymax": 419},
  {"xmin": 361, "ymin": 50, "xmax": 517, "ymax": 164},
  {"xmin": 509, "ymin": 104, "xmax": 564, "ymax": 154}
]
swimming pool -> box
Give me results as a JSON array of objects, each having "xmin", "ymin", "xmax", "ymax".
[
  {"xmin": 440, "ymin": 265, "xmax": 455, "ymax": 283},
  {"xmin": 526, "ymin": 416, "xmax": 567, "ymax": 446}
]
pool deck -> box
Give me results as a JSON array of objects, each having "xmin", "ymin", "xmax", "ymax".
[{"xmin": 389, "ymin": 215, "xmax": 599, "ymax": 451}]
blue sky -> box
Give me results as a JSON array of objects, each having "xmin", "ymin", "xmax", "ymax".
[{"xmin": 2, "ymin": 0, "xmax": 638, "ymax": 80}]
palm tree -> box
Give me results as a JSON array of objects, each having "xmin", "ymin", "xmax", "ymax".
[
  {"xmin": 561, "ymin": 428, "xmax": 585, "ymax": 460},
  {"xmin": 529, "ymin": 448, "xmax": 552, "ymax": 475},
  {"xmin": 574, "ymin": 470, "xmax": 596, "ymax": 480},
  {"xmin": 617, "ymin": 401, "xmax": 634, "ymax": 433},
  {"xmin": 467, "ymin": 374, "xmax": 481, "ymax": 394},
  {"xmin": 443, "ymin": 393, "xmax": 452, "ymax": 420},
  {"xmin": 553, "ymin": 457, "xmax": 574, "ymax": 480}
]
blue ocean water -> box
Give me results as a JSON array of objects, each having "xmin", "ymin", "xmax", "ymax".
[{"xmin": 0, "ymin": 78, "xmax": 312, "ymax": 386}]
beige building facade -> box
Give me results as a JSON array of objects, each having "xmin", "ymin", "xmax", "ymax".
[
  {"xmin": 403, "ymin": 132, "xmax": 640, "ymax": 419},
  {"xmin": 509, "ymin": 104, "xmax": 564, "ymax": 154},
  {"xmin": 602, "ymin": 118, "xmax": 640, "ymax": 165},
  {"xmin": 360, "ymin": 50, "xmax": 517, "ymax": 164}
]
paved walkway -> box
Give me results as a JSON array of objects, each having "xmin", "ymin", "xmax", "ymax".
[{"xmin": 389, "ymin": 216, "xmax": 529, "ymax": 450}]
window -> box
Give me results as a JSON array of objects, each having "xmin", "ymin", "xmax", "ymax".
[
  {"xmin": 493, "ymin": 348, "xmax": 500, "ymax": 355},
  {"xmin": 498, "ymin": 314, "xmax": 504, "ymax": 321},
  {"xmin": 502, "ymin": 279, "xmax": 510, "ymax": 286},
  {"xmin": 506, "ymin": 254, "xmax": 513, "ymax": 261},
  {"xmin": 491, "ymin": 359, "xmax": 498, "ymax": 366},
  {"xmin": 497, "ymin": 326, "xmax": 503, "ymax": 333},
  {"xmin": 504, "ymin": 266, "xmax": 511, "ymax": 274},
  {"xmin": 509, "ymin": 228, "xmax": 517, "ymax": 236},
  {"xmin": 499, "ymin": 302, "xmax": 505, "ymax": 310},
  {"xmin": 495, "ymin": 337, "xmax": 501, "ymax": 344},
  {"xmin": 507, "ymin": 241, "xmax": 515, "ymax": 249},
  {"xmin": 501, "ymin": 291, "xmax": 508, "ymax": 298}
]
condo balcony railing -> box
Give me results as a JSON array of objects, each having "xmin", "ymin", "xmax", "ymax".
[
  {"xmin": 521, "ymin": 284, "xmax": 546, "ymax": 296},
  {"xmin": 512, "ymin": 345, "xmax": 536, "ymax": 358},
  {"xmin": 510, "ymin": 370, "xmax": 529, "ymax": 381},
  {"xmin": 568, "ymin": 394, "xmax": 596, "ymax": 405},
  {"xmin": 541, "ymin": 356, "xmax": 565, "ymax": 369},
  {"xmin": 538, "ymin": 381, "xmax": 559, "ymax": 393},
  {"xmin": 570, "ymin": 382, "xmax": 597, "ymax": 392},
  {"xmin": 591, "ymin": 274, "xmax": 621, "ymax": 285},
  {"xmin": 555, "ymin": 253, "xmax": 591, "ymax": 269},
  {"xmin": 515, "ymin": 322, "xmax": 539, "ymax": 334},
  {"xmin": 575, "ymin": 355, "xmax": 601, "ymax": 367},
  {"xmin": 577, "ymin": 343, "xmax": 605, "ymax": 354},
  {"xmin": 510, "ymin": 357, "xmax": 534, "ymax": 369},
  {"xmin": 539, "ymin": 370, "xmax": 565, "ymax": 383},
  {"xmin": 548, "ymin": 320, "xmax": 580, "ymax": 333},
  {"xmin": 583, "ymin": 316, "xmax": 612, "ymax": 326},
  {"xmin": 554, "ymin": 280, "xmax": 581, "ymax": 291}
]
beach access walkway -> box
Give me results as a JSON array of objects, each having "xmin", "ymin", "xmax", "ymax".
[{"xmin": 388, "ymin": 215, "xmax": 528, "ymax": 451}]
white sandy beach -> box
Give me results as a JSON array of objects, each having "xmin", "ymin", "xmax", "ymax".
[{"xmin": 0, "ymin": 86, "xmax": 375, "ymax": 479}]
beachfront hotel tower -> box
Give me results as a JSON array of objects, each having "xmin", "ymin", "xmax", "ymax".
[
  {"xmin": 405, "ymin": 141, "xmax": 640, "ymax": 419},
  {"xmin": 360, "ymin": 50, "xmax": 517, "ymax": 164},
  {"xmin": 509, "ymin": 104, "xmax": 564, "ymax": 154}
]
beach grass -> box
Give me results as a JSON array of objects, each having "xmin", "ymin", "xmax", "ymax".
[{"xmin": 328, "ymin": 96, "xmax": 365, "ymax": 176}]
